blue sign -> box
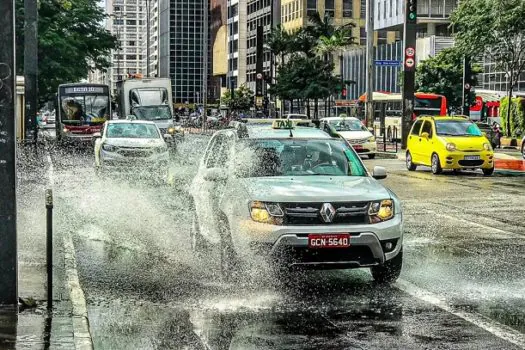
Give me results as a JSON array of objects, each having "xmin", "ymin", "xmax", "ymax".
[{"xmin": 374, "ymin": 60, "xmax": 402, "ymax": 67}]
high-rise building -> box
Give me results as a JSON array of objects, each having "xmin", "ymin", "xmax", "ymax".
[
  {"xmin": 104, "ymin": 0, "xmax": 146, "ymax": 93},
  {"xmin": 227, "ymin": 0, "xmax": 248, "ymax": 90},
  {"xmin": 210, "ymin": 0, "xmax": 228, "ymax": 102},
  {"xmin": 159, "ymin": 0, "xmax": 206, "ymax": 105},
  {"xmin": 141, "ymin": 0, "xmax": 160, "ymax": 77},
  {"xmin": 245, "ymin": 0, "xmax": 281, "ymax": 92}
]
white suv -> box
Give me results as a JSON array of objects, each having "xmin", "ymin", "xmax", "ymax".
[{"xmin": 189, "ymin": 120, "xmax": 403, "ymax": 282}]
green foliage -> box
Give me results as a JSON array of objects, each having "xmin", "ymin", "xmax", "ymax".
[
  {"xmin": 451, "ymin": 0, "xmax": 525, "ymax": 126},
  {"xmin": 415, "ymin": 47, "xmax": 482, "ymax": 112},
  {"xmin": 500, "ymin": 97, "xmax": 525, "ymax": 137},
  {"xmin": 16, "ymin": 0, "xmax": 118, "ymax": 103},
  {"xmin": 267, "ymin": 12, "xmax": 356, "ymax": 116},
  {"xmin": 221, "ymin": 85, "xmax": 255, "ymax": 112}
]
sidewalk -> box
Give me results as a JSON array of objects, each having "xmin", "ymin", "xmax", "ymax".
[{"xmin": 0, "ymin": 150, "xmax": 79, "ymax": 349}]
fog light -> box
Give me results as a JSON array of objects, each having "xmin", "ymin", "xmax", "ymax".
[{"xmin": 385, "ymin": 242, "xmax": 393, "ymax": 250}]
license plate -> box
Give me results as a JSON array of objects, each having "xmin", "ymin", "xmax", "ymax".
[
  {"xmin": 464, "ymin": 155, "xmax": 481, "ymax": 160},
  {"xmin": 308, "ymin": 234, "xmax": 350, "ymax": 248}
]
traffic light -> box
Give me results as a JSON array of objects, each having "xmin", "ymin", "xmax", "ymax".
[
  {"xmin": 342, "ymin": 87, "xmax": 347, "ymax": 98},
  {"xmin": 406, "ymin": 0, "xmax": 417, "ymax": 24},
  {"xmin": 462, "ymin": 56, "xmax": 476, "ymax": 115}
]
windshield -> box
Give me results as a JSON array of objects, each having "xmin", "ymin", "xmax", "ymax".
[
  {"xmin": 326, "ymin": 119, "xmax": 366, "ymax": 132},
  {"xmin": 60, "ymin": 94, "xmax": 110, "ymax": 126},
  {"xmin": 235, "ymin": 139, "xmax": 367, "ymax": 177},
  {"xmin": 435, "ymin": 120, "xmax": 482, "ymax": 136},
  {"xmin": 132, "ymin": 106, "xmax": 172, "ymax": 121},
  {"xmin": 106, "ymin": 123, "xmax": 160, "ymax": 139}
]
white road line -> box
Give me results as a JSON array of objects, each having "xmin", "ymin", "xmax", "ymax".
[
  {"xmin": 47, "ymin": 153, "xmax": 94, "ymax": 350},
  {"xmin": 397, "ymin": 279, "xmax": 525, "ymax": 349}
]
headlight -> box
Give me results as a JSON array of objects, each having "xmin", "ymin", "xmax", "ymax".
[
  {"xmin": 369, "ymin": 199, "xmax": 394, "ymax": 223},
  {"xmin": 446, "ymin": 143, "xmax": 456, "ymax": 151},
  {"xmin": 167, "ymin": 127, "xmax": 176, "ymax": 134},
  {"xmin": 62, "ymin": 128, "xmax": 69, "ymax": 134},
  {"xmin": 250, "ymin": 201, "xmax": 283, "ymax": 224},
  {"xmin": 483, "ymin": 142, "xmax": 492, "ymax": 151},
  {"xmin": 368, "ymin": 136, "xmax": 376, "ymax": 142},
  {"xmin": 102, "ymin": 143, "xmax": 117, "ymax": 152}
]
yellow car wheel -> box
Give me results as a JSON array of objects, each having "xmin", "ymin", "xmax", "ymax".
[{"xmin": 431, "ymin": 153, "xmax": 443, "ymax": 175}]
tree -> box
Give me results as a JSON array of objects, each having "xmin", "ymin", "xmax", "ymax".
[
  {"xmin": 308, "ymin": 13, "xmax": 355, "ymax": 61},
  {"xmin": 451, "ymin": 0, "xmax": 525, "ymax": 134},
  {"xmin": 221, "ymin": 85, "xmax": 255, "ymax": 113},
  {"xmin": 415, "ymin": 47, "xmax": 482, "ymax": 113},
  {"xmin": 16, "ymin": 0, "xmax": 117, "ymax": 103}
]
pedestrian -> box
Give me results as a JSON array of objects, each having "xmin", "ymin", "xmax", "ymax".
[{"xmin": 493, "ymin": 123, "xmax": 502, "ymax": 149}]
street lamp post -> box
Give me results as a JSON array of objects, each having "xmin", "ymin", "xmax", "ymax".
[{"xmin": 145, "ymin": 0, "xmax": 151, "ymax": 77}]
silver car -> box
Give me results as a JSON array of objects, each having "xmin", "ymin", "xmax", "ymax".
[{"xmin": 189, "ymin": 120, "xmax": 403, "ymax": 283}]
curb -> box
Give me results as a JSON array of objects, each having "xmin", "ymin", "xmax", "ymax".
[
  {"xmin": 63, "ymin": 230, "xmax": 94, "ymax": 350},
  {"xmin": 375, "ymin": 152, "xmax": 401, "ymax": 159}
]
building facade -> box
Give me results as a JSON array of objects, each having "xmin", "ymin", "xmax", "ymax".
[
  {"xmin": 159, "ymin": 0, "xmax": 206, "ymax": 104},
  {"xmin": 141, "ymin": 0, "xmax": 160, "ymax": 77},
  {"xmin": 104, "ymin": 0, "xmax": 146, "ymax": 93},
  {"xmin": 227, "ymin": 0, "xmax": 248, "ymax": 90},
  {"xmin": 210, "ymin": 0, "xmax": 228, "ymax": 102}
]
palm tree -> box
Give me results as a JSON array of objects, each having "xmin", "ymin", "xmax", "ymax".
[{"xmin": 266, "ymin": 25, "xmax": 293, "ymax": 67}]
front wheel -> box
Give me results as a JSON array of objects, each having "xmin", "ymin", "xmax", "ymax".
[
  {"xmin": 368, "ymin": 153, "xmax": 376, "ymax": 160},
  {"xmin": 482, "ymin": 166, "xmax": 495, "ymax": 176},
  {"xmin": 406, "ymin": 151, "xmax": 417, "ymax": 171},
  {"xmin": 431, "ymin": 153, "xmax": 443, "ymax": 175},
  {"xmin": 371, "ymin": 250, "xmax": 403, "ymax": 284}
]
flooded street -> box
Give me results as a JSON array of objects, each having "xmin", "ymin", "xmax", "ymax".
[{"xmin": 19, "ymin": 134, "xmax": 525, "ymax": 349}]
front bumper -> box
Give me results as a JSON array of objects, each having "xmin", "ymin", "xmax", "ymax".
[
  {"xmin": 441, "ymin": 151, "xmax": 494, "ymax": 169},
  {"xmin": 230, "ymin": 214, "xmax": 403, "ymax": 268},
  {"xmin": 352, "ymin": 141, "xmax": 377, "ymax": 154},
  {"xmin": 100, "ymin": 149, "xmax": 169, "ymax": 169}
]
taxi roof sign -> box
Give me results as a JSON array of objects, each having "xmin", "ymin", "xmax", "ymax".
[{"xmin": 272, "ymin": 119, "xmax": 295, "ymax": 129}]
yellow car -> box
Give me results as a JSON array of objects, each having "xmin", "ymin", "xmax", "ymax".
[{"xmin": 406, "ymin": 116, "xmax": 495, "ymax": 175}]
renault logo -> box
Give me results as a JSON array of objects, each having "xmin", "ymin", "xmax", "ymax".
[{"xmin": 320, "ymin": 203, "xmax": 336, "ymax": 223}]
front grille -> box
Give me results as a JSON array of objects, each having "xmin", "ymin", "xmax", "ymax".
[
  {"xmin": 274, "ymin": 245, "xmax": 377, "ymax": 265},
  {"xmin": 118, "ymin": 149, "xmax": 151, "ymax": 158},
  {"xmin": 458, "ymin": 159, "xmax": 484, "ymax": 166},
  {"xmin": 282, "ymin": 202, "xmax": 369, "ymax": 225}
]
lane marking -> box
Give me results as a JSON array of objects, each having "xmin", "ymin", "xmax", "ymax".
[
  {"xmin": 47, "ymin": 152, "xmax": 94, "ymax": 350},
  {"xmin": 397, "ymin": 279, "xmax": 525, "ymax": 349}
]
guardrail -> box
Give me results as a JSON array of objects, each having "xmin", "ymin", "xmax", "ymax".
[{"xmin": 373, "ymin": 125, "xmax": 399, "ymax": 153}]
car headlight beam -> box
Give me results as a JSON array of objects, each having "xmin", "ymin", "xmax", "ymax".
[
  {"xmin": 250, "ymin": 201, "xmax": 283, "ymax": 224},
  {"xmin": 483, "ymin": 142, "xmax": 492, "ymax": 151},
  {"xmin": 369, "ymin": 199, "xmax": 394, "ymax": 223}
]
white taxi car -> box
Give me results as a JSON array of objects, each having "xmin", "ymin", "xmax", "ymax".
[
  {"xmin": 320, "ymin": 117, "xmax": 377, "ymax": 159},
  {"xmin": 93, "ymin": 120, "xmax": 170, "ymax": 180},
  {"xmin": 189, "ymin": 119, "xmax": 403, "ymax": 283}
]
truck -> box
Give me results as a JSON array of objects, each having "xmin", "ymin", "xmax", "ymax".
[{"xmin": 116, "ymin": 78, "xmax": 182, "ymax": 141}]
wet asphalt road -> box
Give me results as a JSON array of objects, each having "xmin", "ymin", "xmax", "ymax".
[{"xmin": 39, "ymin": 134, "xmax": 525, "ymax": 349}]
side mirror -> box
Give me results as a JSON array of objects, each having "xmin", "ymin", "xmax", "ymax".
[
  {"xmin": 93, "ymin": 132, "xmax": 101, "ymax": 139},
  {"xmin": 203, "ymin": 168, "xmax": 228, "ymax": 182},
  {"xmin": 372, "ymin": 166, "xmax": 387, "ymax": 180},
  {"xmin": 421, "ymin": 132, "xmax": 429, "ymax": 139}
]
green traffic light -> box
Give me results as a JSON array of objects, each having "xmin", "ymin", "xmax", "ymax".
[{"xmin": 409, "ymin": 13, "xmax": 416, "ymax": 20}]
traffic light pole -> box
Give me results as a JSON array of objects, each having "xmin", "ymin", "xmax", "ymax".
[
  {"xmin": 401, "ymin": 0, "xmax": 418, "ymax": 149},
  {"xmin": 24, "ymin": 0, "xmax": 38, "ymax": 144},
  {"xmin": 462, "ymin": 56, "xmax": 472, "ymax": 117},
  {"xmin": 0, "ymin": 0, "xmax": 18, "ymax": 305}
]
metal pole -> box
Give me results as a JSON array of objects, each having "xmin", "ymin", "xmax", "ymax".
[
  {"xmin": 202, "ymin": 0, "xmax": 209, "ymax": 132},
  {"xmin": 146, "ymin": 0, "xmax": 151, "ymax": 77},
  {"xmin": 24, "ymin": 0, "xmax": 38, "ymax": 144},
  {"xmin": 45, "ymin": 189, "xmax": 53, "ymax": 309},
  {"xmin": 365, "ymin": 0, "xmax": 375, "ymax": 128},
  {"xmin": 0, "ymin": 0, "xmax": 18, "ymax": 305}
]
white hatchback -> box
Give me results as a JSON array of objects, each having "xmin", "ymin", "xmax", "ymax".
[{"xmin": 320, "ymin": 117, "xmax": 377, "ymax": 159}]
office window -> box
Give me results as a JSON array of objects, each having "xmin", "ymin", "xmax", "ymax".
[
  {"xmin": 343, "ymin": 0, "xmax": 352, "ymax": 17},
  {"xmin": 307, "ymin": 0, "xmax": 317, "ymax": 16},
  {"xmin": 360, "ymin": 0, "xmax": 366, "ymax": 18},
  {"xmin": 325, "ymin": 0, "xmax": 335, "ymax": 17},
  {"xmin": 360, "ymin": 27, "xmax": 366, "ymax": 45}
]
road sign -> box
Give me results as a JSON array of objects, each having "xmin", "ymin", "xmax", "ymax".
[
  {"xmin": 464, "ymin": 83, "xmax": 471, "ymax": 90},
  {"xmin": 374, "ymin": 60, "xmax": 402, "ymax": 67},
  {"xmin": 405, "ymin": 58, "xmax": 415, "ymax": 68},
  {"xmin": 256, "ymin": 73, "xmax": 263, "ymax": 80},
  {"xmin": 405, "ymin": 47, "xmax": 415, "ymax": 57}
]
